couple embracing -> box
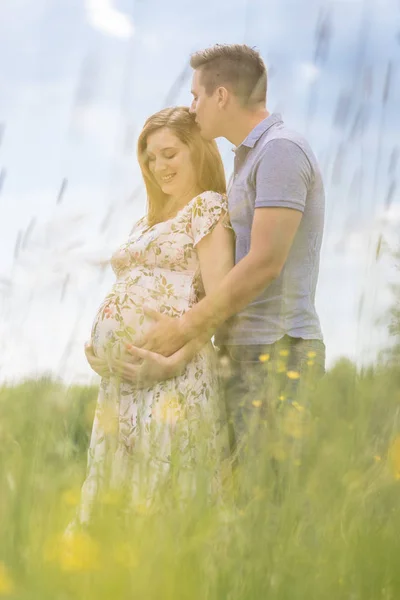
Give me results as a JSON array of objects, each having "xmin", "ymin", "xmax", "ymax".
[{"xmin": 79, "ymin": 43, "xmax": 325, "ymax": 523}]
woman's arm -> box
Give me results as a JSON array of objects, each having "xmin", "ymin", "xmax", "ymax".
[
  {"xmin": 166, "ymin": 215, "xmax": 235, "ymax": 370},
  {"xmin": 196, "ymin": 214, "xmax": 235, "ymax": 297}
]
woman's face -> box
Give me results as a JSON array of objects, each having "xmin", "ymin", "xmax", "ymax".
[{"xmin": 146, "ymin": 127, "xmax": 198, "ymax": 200}]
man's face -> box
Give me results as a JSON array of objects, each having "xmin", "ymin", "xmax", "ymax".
[{"xmin": 190, "ymin": 69, "xmax": 221, "ymax": 140}]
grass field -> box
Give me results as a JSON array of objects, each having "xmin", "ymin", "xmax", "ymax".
[{"xmin": 1, "ymin": 358, "xmax": 400, "ymax": 599}]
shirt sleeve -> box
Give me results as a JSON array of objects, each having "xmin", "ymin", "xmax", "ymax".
[
  {"xmin": 254, "ymin": 138, "xmax": 313, "ymax": 213},
  {"xmin": 191, "ymin": 191, "xmax": 229, "ymax": 247}
]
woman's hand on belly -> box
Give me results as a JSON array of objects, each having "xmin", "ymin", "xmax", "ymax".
[
  {"xmin": 85, "ymin": 342, "xmax": 111, "ymax": 378},
  {"xmin": 109, "ymin": 344, "xmax": 182, "ymax": 389}
]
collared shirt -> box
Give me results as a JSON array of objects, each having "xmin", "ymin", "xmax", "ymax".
[{"xmin": 222, "ymin": 113, "xmax": 325, "ymax": 346}]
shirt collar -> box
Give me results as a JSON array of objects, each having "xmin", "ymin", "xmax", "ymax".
[{"xmin": 234, "ymin": 113, "xmax": 282, "ymax": 152}]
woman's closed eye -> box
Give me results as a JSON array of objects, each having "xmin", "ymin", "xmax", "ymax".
[
  {"xmin": 163, "ymin": 151, "xmax": 177, "ymax": 160},
  {"xmin": 148, "ymin": 151, "xmax": 177, "ymax": 162}
]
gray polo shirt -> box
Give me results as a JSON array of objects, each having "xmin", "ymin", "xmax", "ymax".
[{"xmin": 224, "ymin": 113, "xmax": 324, "ymax": 346}]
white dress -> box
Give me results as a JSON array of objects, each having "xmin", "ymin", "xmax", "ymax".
[{"xmin": 77, "ymin": 191, "xmax": 230, "ymax": 522}]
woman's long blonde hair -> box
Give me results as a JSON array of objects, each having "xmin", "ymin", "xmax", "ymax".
[{"xmin": 137, "ymin": 106, "xmax": 226, "ymax": 227}]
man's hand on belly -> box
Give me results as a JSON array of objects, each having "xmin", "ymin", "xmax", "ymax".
[{"xmin": 140, "ymin": 308, "xmax": 189, "ymax": 357}]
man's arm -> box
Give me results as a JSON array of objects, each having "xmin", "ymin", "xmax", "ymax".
[{"xmin": 180, "ymin": 206, "xmax": 302, "ymax": 339}]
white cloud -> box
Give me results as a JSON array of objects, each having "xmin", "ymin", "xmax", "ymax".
[
  {"xmin": 139, "ymin": 32, "xmax": 163, "ymax": 53},
  {"xmin": 377, "ymin": 203, "xmax": 400, "ymax": 225},
  {"xmin": 71, "ymin": 104, "xmax": 119, "ymax": 146},
  {"xmin": 298, "ymin": 62, "xmax": 321, "ymax": 84},
  {"xmin": 85, "ymin": 0, "xmax": 134, "ymax": 39}
]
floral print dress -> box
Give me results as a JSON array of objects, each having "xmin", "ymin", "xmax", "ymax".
[{"xmin": 77, "ymin": 191, "xmax": 229, "ymax": 523}]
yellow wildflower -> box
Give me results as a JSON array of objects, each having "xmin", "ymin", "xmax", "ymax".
[
  {"xmin": 61, "ymin": 487, "xmax": 81, "ymax": 506},
  {"xmin": 152, "ymin": 396, "xmax": 183, "ymax": 425},
  {"xmin": 252, "ymin": 400, "xmax": 262, "ymax": 408},
  {"xmin": 287, "ymin": 370, "xmax": 301, "ymax": 380},
  {"xmin": 279, "ymin": 349, "xmax": 289, "ymax": 357},
  {"xmin": 61, "ymin": 531, "xmax": 100, "ymax": 572},
  {"xmin": 388, "ymin": 435, "xmax": 400, "ymax": 479},
  {"xmin": 45, "ymin": 531, "xmax": 100, "ymax": 572},
  {"xmin": 0, "ymin": 562, "xmax": 14, "ymax": 596},
  {"xmin": 258, "ymin": 353, "xmax": 270, "ymax": 363},
  {"xmin": 374, "ymin": 455, "xmax": 382, "ymax": 463},
  {"xmin": 307, "ymin": 360, "xmax": 314, "ymax": 367},
  {"xmin": 292, "ymin": 401, "xmax": 305, "ymax": 412},
  {"xmin": 278, "ymin": 394, "xmax": 286, "ymax": 402},
  {"xmin": 307, "ymin": 351, "xmax": 317, "ymax": 358}
]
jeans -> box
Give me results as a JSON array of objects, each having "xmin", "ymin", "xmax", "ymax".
[{"xmin": 219, "ymin": 336, "xmax": 326, "ymax": 461}]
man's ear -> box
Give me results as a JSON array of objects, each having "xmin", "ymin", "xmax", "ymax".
[{"xmin": 216, "ymin": 86, "xmax": 230, "ymax": 109}]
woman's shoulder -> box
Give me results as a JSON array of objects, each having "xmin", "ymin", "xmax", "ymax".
[
  {"xmin": 190, "ymin": 190, "xmax": 227, "ymax": 210},
  {"xmin": 128, "ymin": 214, "xmax": 148, "ymax": 236},
  {"xmin": 189, "ymin": 191, "xmax": 230, "ymax": 246},
  {"xmin": 194, "ymin": 190, "xmax": 226, "ymax": 201}
]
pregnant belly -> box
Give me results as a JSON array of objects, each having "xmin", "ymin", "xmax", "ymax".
[{"xmin": 90, "ymin": 288, "xmax": 185, "ymax": 361}]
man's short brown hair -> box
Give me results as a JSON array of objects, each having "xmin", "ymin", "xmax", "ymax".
[{"xmin": 190, "ymin": 44, "xmax": 267, "ymax": 107}]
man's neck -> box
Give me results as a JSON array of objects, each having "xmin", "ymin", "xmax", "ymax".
[{"xmin": 226, "ymin": 108, "xmax": 270, "ymax": 147}]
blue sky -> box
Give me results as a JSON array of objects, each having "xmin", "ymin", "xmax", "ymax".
[{"xmin": 0, "ymin": 0, "xmax": 399, "ymax": 382}]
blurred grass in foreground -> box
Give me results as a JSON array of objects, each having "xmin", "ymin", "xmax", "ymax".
[{"xmin": 1, "ymin": 359, "xmax": 400, "ymax": 599}]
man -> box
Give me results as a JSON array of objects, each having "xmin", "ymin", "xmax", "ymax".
[{"xmin": 117, "ymin": 44, "xmax": 325, "ymax": 453}]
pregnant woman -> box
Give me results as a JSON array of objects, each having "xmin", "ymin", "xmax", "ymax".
[{"xmin": 76, "ymin": 107, "xmax": 234, "ymax": 524}]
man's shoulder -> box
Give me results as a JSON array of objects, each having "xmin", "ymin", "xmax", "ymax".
[
  {"xmin": 254, "ymin": 122, "xmax": 320, "ymax": 173},
  {"xmin": 261, "ymin": 123, "xmax": 313, "ymax": 155}
]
